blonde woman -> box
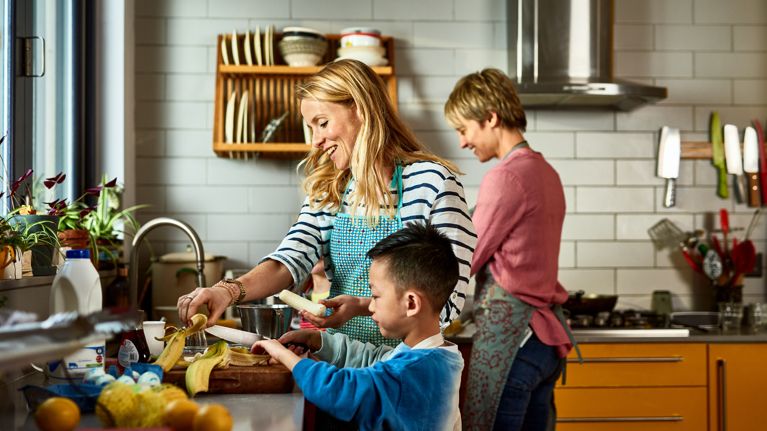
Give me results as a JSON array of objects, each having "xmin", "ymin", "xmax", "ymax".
[{"xmin": 179, "ymin": 59, "xmax": 475, "ymax": 347}]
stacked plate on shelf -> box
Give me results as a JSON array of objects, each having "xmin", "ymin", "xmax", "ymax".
[
  {"xmin": 220, "ymin": 25, "xmax": 276, "ymax": 67},
  {"xmin": 336, "ymin": 27, "xmax": 387, "ymax": 67}
]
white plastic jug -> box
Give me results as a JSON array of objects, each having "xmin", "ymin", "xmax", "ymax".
[{"xmin": 48, "ymin": 249, "xmax": 105, "ymax": 378}]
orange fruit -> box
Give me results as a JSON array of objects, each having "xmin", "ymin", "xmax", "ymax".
[
  {"xmin": 164, "ymin": 398, "xmax": 200, "ymax": 431},
  {"xmin": 193, "ymin": 403, "xmax": 233, "ymax": 431},
  {"xmin": 35, "ymin": 397, "xmax": 80, "ymax": 431}
]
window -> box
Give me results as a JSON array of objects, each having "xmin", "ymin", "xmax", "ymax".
[{"xmin": 1, "ymin": 0, "xmax": 95, "ymax": 212}]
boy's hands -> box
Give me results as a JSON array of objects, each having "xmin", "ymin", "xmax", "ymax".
[
  {"xmin": 250, "ymin": 329, "xmax": 323, "ymax": 370},
  {"xmin": 300, "ymin": 295, "xmax": 371, "ymax": 328},
  {"xmin": 251, "ymin": 339, "xmax": 301, "ymax": 370},
  {"xmin": 279, "ymin": 329, "xmax": 322, "ymax": 353}
]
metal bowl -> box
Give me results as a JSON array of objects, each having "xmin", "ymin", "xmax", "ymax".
[{"xmin": 237, "ymin": 304, "xmax": 293, "ymax": 339}]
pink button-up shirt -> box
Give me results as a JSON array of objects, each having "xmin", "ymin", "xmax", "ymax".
[{"xmin": 472, "ymin": 147, "xmax": 572, "ymax": 357}]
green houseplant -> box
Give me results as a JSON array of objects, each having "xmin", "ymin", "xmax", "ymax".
[{"xmin": 47, "ymin": 176, "xmax": 147, "ymax": 269}]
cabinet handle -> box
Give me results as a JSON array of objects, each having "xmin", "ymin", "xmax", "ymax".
[
  {"xmin": 558, "ymin": 416, "xmax": 683, "ymax": 423},
  {"xmin": 566, "ymin": 356, "xmax": 683, "ymax": 363},
  {"xmin": 717, "ymin": 358, "xmax": 727, "ymax": 431}
]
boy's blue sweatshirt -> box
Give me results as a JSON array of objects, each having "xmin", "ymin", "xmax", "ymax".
[{"xmin": 292, "ymin": 331, "xmax": 463, "ymax": 431}]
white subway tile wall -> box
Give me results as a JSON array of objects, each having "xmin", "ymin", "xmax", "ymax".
[{"xmin": 135, "ymin": 0, "xmax": 767, "ymax": 308}]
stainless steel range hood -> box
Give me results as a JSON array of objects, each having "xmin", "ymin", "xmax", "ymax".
[{"xmin": 508, "ymin": 0, "xmax": 666, "ymax": 111}]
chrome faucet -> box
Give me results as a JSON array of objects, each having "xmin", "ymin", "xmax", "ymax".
[{"xmin": 128, "ymin": 217, "xmax": 206, "ymax": 309}]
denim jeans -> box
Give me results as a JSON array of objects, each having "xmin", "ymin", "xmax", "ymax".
[{"xmin": 493, "ymin": 332, "xmax": 563, "ymax": 431}]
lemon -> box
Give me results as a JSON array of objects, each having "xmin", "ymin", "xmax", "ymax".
[
  {"xmin": 164, "ymin": 398, "xmax": 200, "ymax": 431},
  {"xmin": 193, "ymin": 403, "xmax": 233, "ymax": 431},
  {"xmin": 35, "ymin": 397, "xmax": 80, "ymax": 431},
  {"xmin": 95, "ymin": 381, "xmax": 136, "ymax": 427}
]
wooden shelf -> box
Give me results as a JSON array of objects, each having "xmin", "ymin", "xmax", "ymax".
[
  {"xmin": 213, "ymin": 142, "xmax": 311, "ymax": 156},
  {"xmin": 219, "ymin": 64, "xmax": 393, "ymax": 76},
  {"xmin": 681, "ymin": 141, "xmax": 766, "ymax": 159},
  {"xmin": 212, "ymin": 33, "xmax": 397, "ymax": 159}
]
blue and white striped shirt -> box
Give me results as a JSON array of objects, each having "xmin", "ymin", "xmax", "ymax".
[{"xmin": 266, "ymin": 161, "xmax": 477, "ymax": 324}]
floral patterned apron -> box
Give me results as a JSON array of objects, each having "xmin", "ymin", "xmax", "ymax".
[
  {"xmin": 326, "ymin": 165, "xmax": 403, "ymax": 347},
  {"xmin": 463, "ymin": 267, "xmax": 579, "ymax": 430}
]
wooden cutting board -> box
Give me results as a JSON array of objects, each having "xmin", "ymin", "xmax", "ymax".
[{"xmin": 163, "ymin": 364, "xmax": 294, "ymax": 394}]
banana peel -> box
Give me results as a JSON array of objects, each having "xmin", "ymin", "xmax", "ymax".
[
  {"xmin": 228, "ymin": 346, "xmax": 270, "ymax": 367},
  {"xmin": 153, "ymin": 313, "xmax": 207, "ymax": 372},
  {"xmin": 185, "ymin": 340, "xmax": 231, "ymax": 397}
]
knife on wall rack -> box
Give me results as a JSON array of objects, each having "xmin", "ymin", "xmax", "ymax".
[
  {"xmin": 753, "ymin": 119, "xmax": 767, "ymax": 206},
  {"xmin": 723, "ymin": 124, "xmax": 746, "ymax": 204},
  {"xmin": 743, "ymin": 126, "xmax": 761, "ymax": 207},
  {"xmin": 711, "ymin": 113, "xmax": 729, "ymax": 199}
]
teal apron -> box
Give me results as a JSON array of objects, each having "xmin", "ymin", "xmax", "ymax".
[
  {"xmin": 463, "ymin": 268, "xmax": 580, "ymax": 430},
  {"xmin": 463, "ymin": 141, "xmax": 580, "ymax": 429},
  {"xmin": 326, "ymin": 165, "xmax": 404, "ymax": 347}
]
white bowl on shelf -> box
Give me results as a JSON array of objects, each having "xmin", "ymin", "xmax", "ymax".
[{"xmin": 336, "ymin": 46, "xmax": 387, "ymax": 67}]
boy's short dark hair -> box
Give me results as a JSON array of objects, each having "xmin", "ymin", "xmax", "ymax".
[{"xmin": 367, "ymin": 222, "xmax": 459, "ymax": 312}]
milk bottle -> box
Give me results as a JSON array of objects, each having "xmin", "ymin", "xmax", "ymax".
[{"xmin": 48, "ymin": 249, "xmax": 105, "ymax": 377}]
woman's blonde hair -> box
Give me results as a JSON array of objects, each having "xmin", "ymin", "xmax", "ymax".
[
  {"xmin": 297, "ymin": 59, "xmax": 459, "ymax": 221},
  {"xmin": 444, "ymin": 68, "xmax": 527, "ymax": 132}
]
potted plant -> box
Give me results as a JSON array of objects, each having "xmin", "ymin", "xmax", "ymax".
[
  {"xmin": 47, "ymin": 176, "xmax": 147, "ymax": 269},
  {"xmin": 0, "ymin": 163, "xmax": 61, "ymax": 276}
]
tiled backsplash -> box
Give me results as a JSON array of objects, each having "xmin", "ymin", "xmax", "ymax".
[{"xmin": 134, "ymin": 0, "xmax": 767, "ymax": 311}]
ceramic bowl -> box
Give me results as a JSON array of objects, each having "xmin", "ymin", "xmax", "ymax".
[{"xmin": 279, "ymin": 38, "xmax": 327, "ymax": 66}]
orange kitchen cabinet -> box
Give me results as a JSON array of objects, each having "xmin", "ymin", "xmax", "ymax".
[
  {"xmin": 707, "ymin": 343, "xmax": 767, "ymax": 431},
  {"xmin": 556, "ymin": 387, "xmax": 707, "ymax": 431},
  {"xmin": 554, "ymin": 343, "xmax": 708, "ymax": 430}
]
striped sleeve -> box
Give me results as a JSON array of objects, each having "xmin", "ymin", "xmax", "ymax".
[
  {"xmin": 263, "ymin": 197, "xmax": 329, "ymax": 286},
  {"xmin": 401, "ymin": 162, "xmax": 477, "ymax": 325}
]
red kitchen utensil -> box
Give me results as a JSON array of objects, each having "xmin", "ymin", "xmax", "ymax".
[
  {"xmin": 712, "ymin": 235, "xmax": 724, "ymax": 260},
  {"xmin": 681, "ymin": 249, "xmax": 702, "ymax": 273},
  {"xmin": 752, "ymin": 119, "xmax": 767, "ymax": 205},
  {"xmin": 720, "ymin": 208, "xmax": 731, "ymax": 255},
  {"xmin": 731, "ymin": 239, "xmax": 757, "ymax": 283}
]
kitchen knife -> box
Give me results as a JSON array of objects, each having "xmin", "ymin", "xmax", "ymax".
[
  {"xmin": 205, "ymin": 325, "xmax": 262, "ymax": 346},
  {"xmin": 723, "ymin": 124, "xmax": 746, "ymax": 203},
  {"xmin": 743, "ymin": 126, "xmax": 761, "ymax": 207},
  {"xmin": 657, "ymin": 126, "xmax": 681, "ymax": 207},
  {"xmin": 753, "ymin": 119, "xmax": 767, "ymax": 205},
  {"xmin": 711, "ymin": 112, "xmax": 728, "ymax": 199}
]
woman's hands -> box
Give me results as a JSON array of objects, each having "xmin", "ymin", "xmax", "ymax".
[
  {"xmin": 177, "ymin": 286, "xmax": 230, "ymax": 326},
  {"xmin": 299, "ymin": 294, "xmax": 371, "ymax": 328}
]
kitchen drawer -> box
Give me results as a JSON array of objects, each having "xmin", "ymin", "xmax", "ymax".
[
  {"xmin": 558, "ymin": 343, "xmax": 706, "ymax": 387},
  {"xmin": 555, "ymin": 387, "xmax": 707, "ymax": 431}
]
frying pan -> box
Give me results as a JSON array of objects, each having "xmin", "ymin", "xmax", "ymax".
[{"xmin": 563, "ymin": 290, "xmax": 618, "ymax": 315}]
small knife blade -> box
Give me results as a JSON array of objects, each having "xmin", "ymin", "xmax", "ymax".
[
  {"xmin": 724, "ymin": 124, "xmax": 746, "ymax": 203},
  {"xmin": 657, "ymin": 126, "xmax": 681, "ymax": 207},
  {"xmin": 711, "ymin": 112, "xmax": 728, "ymax": 199},
  {"xmin": 743, "ymin": 126, "xmax": 761, "ymax": 207}
]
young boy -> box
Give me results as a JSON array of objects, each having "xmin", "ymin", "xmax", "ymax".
[{"xmin": 252, "ymin": 222, "xmax": 464, "ymax": 431}]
